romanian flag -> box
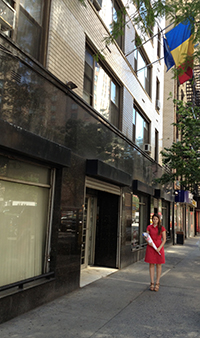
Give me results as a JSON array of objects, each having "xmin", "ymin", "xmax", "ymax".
[{"xmin": 164, "ymin": 19, "xmax": 194, "ymax": 84}]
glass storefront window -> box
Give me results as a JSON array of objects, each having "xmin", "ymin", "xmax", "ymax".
[
  {"xmin": 0, "ymin": 156, "xmax": 51, "ymax": 185},
  {"xmin": 0, "ymin": 156, "xmax": 52, "ymax": 287},
  {"xmin": 131, "ymin": 194, "xmax": 139, "ymax": 248}
]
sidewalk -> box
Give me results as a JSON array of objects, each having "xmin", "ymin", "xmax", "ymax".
[{"xmin": 0, "ymin": 237, "xmax": 200, "ymax": 338}]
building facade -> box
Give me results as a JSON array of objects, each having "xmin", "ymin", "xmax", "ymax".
[{"xmin": 0, "ymin": 0, "xmax": 174, "ymax": 322}]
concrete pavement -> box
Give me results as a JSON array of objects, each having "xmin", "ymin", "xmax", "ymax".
[{"xmin": 0, "ymin": 236, "xmax": 200, "ymax": 338}]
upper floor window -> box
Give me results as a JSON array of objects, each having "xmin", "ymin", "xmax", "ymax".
[
  {"xmin": 156, "ymin": 77, "xmax": 160, "ymax": 110},
  {"xmin": 99, "ymin": 0, "xmax": 124, "ymax": 50},
  {"xmin": 155, "ymin": 129, "xmax": 159, "ymax": 161},
  {"xmin": 157, "ymin": 29, "xmax": 161, "ymax": 58},
  {"xmin": 4, "ymin": 0, "xmax": 50, "ymax": 65},
  {"xmin": 83, "ymin": 47, "xmax": 120, "ymax": 128},
  {"xmin": 133, "ymin": 42, "xmax": 152, "ymax": 97},
  {"xmin": 133, "ymin": 105, "xmax": 150, "ymax": 150},
  {"xmin": 138, "ymin": 0, "xmax": 153, "ymax": 37},
  {"xmin": 16, "ymin": 0, "xmax": 44, "ymax": 61}
]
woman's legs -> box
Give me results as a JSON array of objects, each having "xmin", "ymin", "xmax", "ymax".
[
  {"xmin": 154, "ymin": 264, "xmax": 162, "ymax": 291},
  {"xmin": 149, "ymin": 264, "xmax": 155, "ymax": 290},
  {"xmin": 149, "ymin": 264, "xmax": 155, "ymax": 283},
  {"xmin": 156, "ymin": 264, "xmax": 162, "ymax": 284}
]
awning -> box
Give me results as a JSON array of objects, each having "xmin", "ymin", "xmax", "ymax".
[
  {"xmin": 132, "ymin": 180, "xmax": 154, "ymax": 196},
  {"xmin": 86, "ymin": 159, "xmax": 132, "ymax": 187}
]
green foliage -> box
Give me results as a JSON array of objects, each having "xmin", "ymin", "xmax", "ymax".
[
  {"xmin": 78, "ymin": 0, "xmax": 86, "ymax": 7},
  {"xmin": 78, "ymin": 0, "xmax": 200, "ymax": 65},
  {"xmin": 156, "ymin": 100, "xmax": 200, "ymax": 193}
]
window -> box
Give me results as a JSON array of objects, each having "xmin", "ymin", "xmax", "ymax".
[
  {"xmin": 155, "ymin": 129, "xmax": 159, "ymax": 162},
  {"xmin": 99, "ymin": 0, "xmax": 124, "ymax": 50},
  {"xmin": 83, "ymin": 47, "xmax": 120, "ymax": 128},
  {"xmin": 156, "ymin": 77, "xmax": 160, "ymax": 110},
  {"xmin": 11, "ymin": 0, "xmax": 50, "ymax": 64},
  {"xmin": 131, "ymin": 194, "xmax": 149, "ymax": 248},
  {"xmin": 138, "ymin": 1, "xmax": 153, "ymax": 37},
  {"xmin": 132, "ymin": 105, "xmax": 150, "ymax": 149},
  {"xmin": 157, "ymin": 29, "xmax": 161, "ymax": 58},
  {"xmin": 0, "ymin": 155, "xmax": 53, "ymax": 287},
  {"xmin": 133, "ymin": 38, "xmax": 152, "ymax": 97},
  {"xmin": 131, "ymin": 194, "xmax": 139, "ymax": 248}
]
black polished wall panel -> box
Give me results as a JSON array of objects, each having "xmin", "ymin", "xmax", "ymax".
[
  {"xmin": 55, "ymin": 154, "xmax": 85, "ymax": 288},
  {"xmin": 0, "ymin": 119, "xmax": 71, "ymax": 167},
  {"xmin": 0, "ymin": 45, "xmax": 164, "ymax": 186},
  {"xmin": 0, "ymin": 280, "xmax": 56, "ymax": 324}
]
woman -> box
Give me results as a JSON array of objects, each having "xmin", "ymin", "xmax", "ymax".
[{"xmin": 144, "ymin": 213, "xmax": 166, "ymax": 292}]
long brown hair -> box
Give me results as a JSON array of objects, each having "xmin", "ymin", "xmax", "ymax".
[{"xmin": 152, "ymin": 213, "xmax": 162, "ymax": 235}]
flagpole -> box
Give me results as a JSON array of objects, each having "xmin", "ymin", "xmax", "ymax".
[
  {"xmin": 125, "ymin": 22, "xmax": 174, "ymax": 58},
  {"xmin": 136, "ymin": 57, "xmax": 164, "ymax": 73}
]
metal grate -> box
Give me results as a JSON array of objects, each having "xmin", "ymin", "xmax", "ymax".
[{"xmin": 186, "ymin": 65, "xmax": 200, "ymax": 106}]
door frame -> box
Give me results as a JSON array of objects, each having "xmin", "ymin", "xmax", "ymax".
[{"xmin": 84, "ymin": 177, "xmax": 121, "ymax": 268}]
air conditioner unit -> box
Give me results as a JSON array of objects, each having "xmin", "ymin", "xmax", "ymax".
[
  {"xmin": 91, "ymin": 0, "xmax": 102, "ymax": 11},
  {"xmin": 156, "ymin": 99, "xmax": 161, "ymax": 110},
  {"xmin": 144, "ymin": 143, "xmax": 151, "ymax": 153},
  {"xmin": 0, "ymin": 0, "xmax": 15, "ymax": 31}
]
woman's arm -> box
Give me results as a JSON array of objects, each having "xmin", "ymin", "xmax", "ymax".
[
  {"xmin": 157, "ymin": 230, "xmax": 166, "ymax": 252},
  {"xmin": 146, "ymin": 230, "xmax": 153, "ymax": 246}
]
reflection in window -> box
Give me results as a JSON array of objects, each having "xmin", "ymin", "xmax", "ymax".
[
  {"xmin": 16, "ymin": 0, "xmax": 46, "ymax": 62},
  {"xmin": 133, "ymin": 106, "xmax": 150, "ymax": 150},
  {"xmin": 157, "ymin": 29, "xmax": 161, "ymax": 58},
  {"xmin": 131, "ymin": 194, "xmax": 139, "ymax": 248},
  {"xmin": 17, "ymin": 8, "xmax": 42, "ymax": 60},
  {"xmin": 99, "ymin": 0, "xmax": 124, "ymax": 50},
  {"xmin": 20, "ymin": 0, "xmax": 43, "ymax": 24},
  {"xmin": 94, "ymin": 65, "xmax": 110, "ymax": 121},
  {"xmin": 136, "ymin": 112, "xmax": 143, "ymax": 148},
  {"xmin": 133, "ymin": 37, "xmax": 151, "ymax": 97}
]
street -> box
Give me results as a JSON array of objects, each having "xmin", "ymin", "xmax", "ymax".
[{"xmin": 0, "ymin": 237, "xmax": 200, "ymax": 338}]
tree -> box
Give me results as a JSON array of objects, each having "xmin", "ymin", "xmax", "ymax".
[{"xmin": 156, "ymin": 99, "xmax": 200, "ymax": 194}]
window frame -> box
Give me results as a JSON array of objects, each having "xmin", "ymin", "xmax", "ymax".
[{"xmin": 83, "ymin": 45, "xmax": 121, "ymax": 129}]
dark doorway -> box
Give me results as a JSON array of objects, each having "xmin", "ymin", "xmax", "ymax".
[{"xmin": 95, "ymin": 191, "xmax": 119, "ymax": 268}]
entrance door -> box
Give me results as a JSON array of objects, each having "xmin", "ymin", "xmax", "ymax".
[
  {"xmin": 95, "ymin": 191, "xmax": 119, "ymax": 268},
  {"xmin": 81, "ymin": 196, "xmax": 97, "ymax": 268}
]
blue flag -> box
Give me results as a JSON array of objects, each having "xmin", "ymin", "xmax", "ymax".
[{"xmin": 163, "ymin": 37, "xmax": 175, "ymax": 71}]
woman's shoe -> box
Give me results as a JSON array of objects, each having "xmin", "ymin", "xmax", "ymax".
[
  {"xmin": 154, "ymin": 283, "xmax": 160, "ymax": 292},
  {"xmin": 150, "ymin": 283, "xmax": 154, "ymax": 291}
]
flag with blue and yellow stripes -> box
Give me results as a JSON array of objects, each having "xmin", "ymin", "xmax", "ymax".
[{"xmin": 164, "ymin": 19, "xmax": 194, "ymax": 84}]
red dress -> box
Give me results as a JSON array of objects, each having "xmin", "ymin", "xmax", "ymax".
[{"xmin": 144, "ymin": 224, "xmax": 166, "ymax": 264}]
